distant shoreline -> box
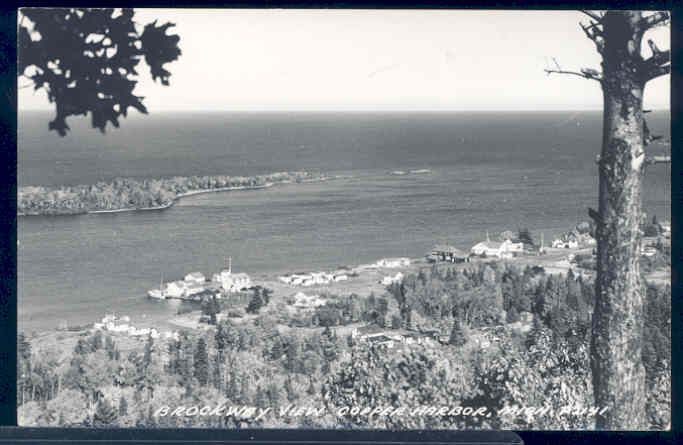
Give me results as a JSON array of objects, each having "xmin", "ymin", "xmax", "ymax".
[
  {"xmin": 85, "ymin": 183, "xmax": 276, "ymax": 215},
  {"xmin": 18, "ymin": 172, "xmax": 331, "ymax": 217}
]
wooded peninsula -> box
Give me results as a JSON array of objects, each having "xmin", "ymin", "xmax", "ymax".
[{"xmin": 18, "ymin": 171, "xmax": 327, "ymax": 216}]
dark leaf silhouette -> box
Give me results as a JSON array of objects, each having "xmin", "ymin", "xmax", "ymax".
[{"xmin": 18, "ymin": 8, "xmax": 181, "ymax": 136}]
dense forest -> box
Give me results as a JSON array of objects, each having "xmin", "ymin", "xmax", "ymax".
[
  {"xmin": 17, "ymin": 262, "xmax": 670, "ymax": 429},
  {"xmin": 18, "ymin": 171, "xmax": 326, "ymax": 215}
]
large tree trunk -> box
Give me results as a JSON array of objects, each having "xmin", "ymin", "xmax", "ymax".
[{"xmin": 591, "ymin": 11, "xmax": 647, "ymax": 430}]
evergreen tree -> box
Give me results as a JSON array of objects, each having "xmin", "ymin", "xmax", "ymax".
[
  {"xmin": 226, "ymin": 367, "xmax": 239, "ymax": 401},
  {"xmin": 93, "ymin": 398, "xmax": 118, "ymax": 426},
  {"xmin": 517, "ymin": 227, "xmax": 535, "ymax": 246},
  {"xmin": 194, "ymin": 338, "xmax": 210, "ymax": 386},
  {"xmin": 239, "ymin": 376, "xmax": 249, "ymax": 403},
  {"xmin": 267, "ymin": 382, "xmax": 282, "ymax": 407},
  {"xmin": 320, "ymin": 328, "xmax": 339, "ymax": 375},
  {"xmin": 270, "ymin": 337, "xmax": 285, "ymax": 361},
  {"xmin": 246, "ymin": 291, "xmax": 264, "ymax": 314},
  {"xmin": 74, "ymin": 338, "xmax": 92, "ymax": 355},
  {"xmin": 212, "ymin": 357, "xmax": 222, "ymax": 390},
  {"xmin": 89, "ymin": 330, "xmax": 104, "ymax": 351},
  {"xmin": 506, "ymin": 306, "xmax": 521, "ymax": 323},
  {"xmin": 215, "ymin": 323, "xmax": 227, "ymax": 357},
  {"xmin": 104, "ymin": 335, "xmax": 116, "ymax": 360},
  {"xmin": 167, "ymin": 339, "xmax": 181, "ymax": 375},
  {"xmin": 285, "ymin": 377, "xmax": 296, "ymax": 402},
  {"xmin": 178, "ymin": 335, "xmax": 194, "ymax": 395},
  {"xmin": 142, "ymin": 334, "xmax": 154, "ymax": 370},
  {"xmin": 255, "ymin": 385, "xmax": 268, "ymax": 408},
  {"xmin": 285, "ymin": 336, "xmax": 301, "ymax": 373},
  {"xmin": 449, "ymin": 318, "xmax": 467, "ymax": 347},
  {"xmin": 17, "ymin": 332, "xmax": 31, "ymax": 362},
  {"xmin": 391, "ymin": 314, "xmax": 402, "ymax": 329},
  {"xmin": 118, "ymin": 396, "xmax": 128, "ymax": 417},
  {"xmin": 202, "ymin": 294, "xmax": 221, "ymax": 325}
]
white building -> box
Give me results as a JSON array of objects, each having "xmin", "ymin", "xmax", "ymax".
[
  {"xmin": 213, "ymin": 270, "xmax": 252, "ymax": 293},
  {"xmin": 292, "ymin": 291, "xmax": 326, "ymax": 309},
  {"xmin": 552, "ymin": 238, "xmax": 579, "ymax": 249},
  {"xmin": 165, "ymin": 281, "xmax": 187, "ymax": 298},
  {"xmin": 184, "ymin": 271, "xmax": 206, "ymax": 284},
  {"xmin": 375, "ymin": 257, "xmax": 411, "ymax": 268},
  {"xmin": 471, "ymin": 239, "xmax": 524, "ymax": 258}
]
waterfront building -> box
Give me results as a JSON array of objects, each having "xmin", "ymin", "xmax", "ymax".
[
  {"xmin": 552, "ymin": 231, "xmax": 580, "ymax": 249},
  {"xmin": 292, "ymin": 291, "xmax": 325, "ymax": 309},
  {"xmin": 165, "ymin": 281, "xmax": 187, "ymax": 298},
  {"xmin": 471, "ymin": 238, "xmax": 524, "ymax": 258},
  {"xmin": 184, "ymin": 271, "xmax": 206, "ymax": 284},
  {"xmin": 376, "ymin": 257, "xmax": 411, "ymax": 268},
  {"xmin": 213, "ymin": 269, "xmax": 252, "ymax": 293},
  {"xmin": 428, "ymin": 245, "xmax": 470, "ymax": 263}
]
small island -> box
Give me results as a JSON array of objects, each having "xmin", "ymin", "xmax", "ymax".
[{"xmin": 18, "ymin": 171, "xmax": 328, "ymax": 216}]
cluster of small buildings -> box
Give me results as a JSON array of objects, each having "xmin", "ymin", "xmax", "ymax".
[
  {"xmin": 164, "ymin": 272, "xmax": 210, "ymax": 299},
  {"xmin": 428, "ymin": 236, "xmax": 525, "ymax": 263},
  {"xmin": 151, "ymin": 266, "xmax": 252, "ymax": 300},
  {"xmin": 427, "ymin": 227, "xmax": 598, "ymax": 264},
  {"xmin": 374, "ymin": 257, "xmax": 411, "ymax": 268},
  {"xmin": 470, "ymin": 238, "xmax": 525, "ymax": 259},
  {"xmin": 351, "ymin": 325, "xmax": 444, "ymax": 349},
  {"xmin": 279, "ymin": 270, "xmax": 349, "ymax": 287},
  {"xmin": 353, "ymin": 258, "xmax": 412, "ymax": 273},
  {"xmin": 551, "ymin": 231, "xmax": 596, "ymax": 249},
  {"xmin": 291, "ymin": 291, "xmax": 326, "ymax": 309},
  {"xmin": 93, "ymin": 314, "xmax": 179, "ymax": 340},
  {"xmin": 211, "ymin": 269, "xmax": 253, "ymax": 293}
]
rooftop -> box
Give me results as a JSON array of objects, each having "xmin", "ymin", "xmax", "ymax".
[
  {"xmin": 472, "ymin": 241, "xmax": 502, "ymax": 249},
  {"xmin": 432, "ymin": 245, "xmax": 468, "ymax": 256}
]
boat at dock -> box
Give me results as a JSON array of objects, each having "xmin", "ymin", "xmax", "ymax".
[{"xmin": 147, "ymin": 274, "xmax": 167, "ymax": 300}]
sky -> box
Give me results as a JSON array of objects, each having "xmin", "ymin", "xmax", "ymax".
[{"xmin": 18, "ymin": 9, "xmax": 670, "ymax": 112}]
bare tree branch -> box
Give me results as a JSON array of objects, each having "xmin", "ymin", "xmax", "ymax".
[
  {"xmin": 544, "ymin": 66, "xmax": 602, "ymax": 82},
  {"xmin": 641, "ymin": 11, "xmax": 670, "ymax": 29},
  {"xmin": 579, "ymin": 20, "xmax": 605, "ymax": 53},
  {"xmin": 639, "ymin": 37, "xmax": 671, "ymax": 80},
  {"xmin": 644, "ymin": 63, "xmax": 671, "ymax": 80},
  {"xmin": 580, "ymin": 10, "xmax": 604, "ymax": 22},
  {"xmin": 588, "ymin": 207, "xmax": 603, "ymax": 226},
  {"xmin": 644, "ymin": 44, "xmax": 670, "ymax": 68}
]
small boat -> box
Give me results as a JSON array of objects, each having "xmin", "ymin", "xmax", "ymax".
[
  {"xmin": 148, "ymin": 289, "xmax": 166, "ymax": 299},
  {"xmin": 147, "ymin": 274, "xmax": 167, "ymax": 300}
]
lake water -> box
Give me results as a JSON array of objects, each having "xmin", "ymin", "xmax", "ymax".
[{"xmin": 18, "ymin": 111, "xmax": 670, "ymax": 333}]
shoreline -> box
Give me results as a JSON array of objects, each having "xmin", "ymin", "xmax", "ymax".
[
  {"xmin": 18, "ymin": 175, "xmax": 336, "ymax": 217},
  {"xmin": 20, "ymin": 242, "xmax": 670, "ymax": 337},
  {"xmin": 86, "ymin": 183, "xmax": 276, "ymax": 215}
]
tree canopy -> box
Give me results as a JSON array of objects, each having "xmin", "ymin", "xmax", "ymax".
[{"xmin": 19, "ymin": 8, "xmax": 181, "ymax": 135}]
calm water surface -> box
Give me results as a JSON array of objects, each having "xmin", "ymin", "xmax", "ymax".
[{"xmin": 18, "ymin": 111, "xmax": 670, "ymax": 332}]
